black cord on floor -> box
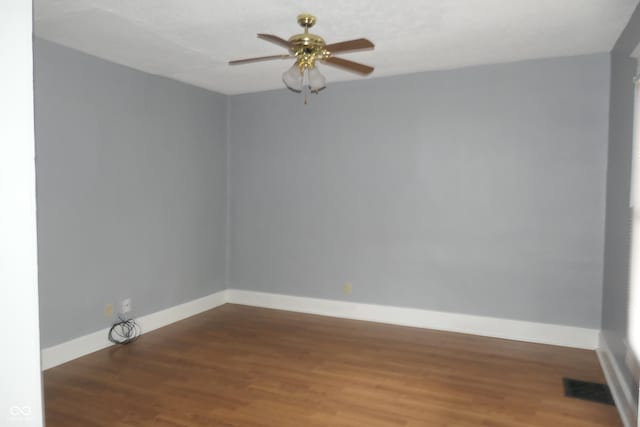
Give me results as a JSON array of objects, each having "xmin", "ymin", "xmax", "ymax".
[{"xmin": 108, "ymin": 317, "xmax": 140, "ymax": 345}]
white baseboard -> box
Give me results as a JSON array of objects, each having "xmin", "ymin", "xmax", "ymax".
[
  {"xmin": 41, "ymin": 290, "xmax": 227, "ymax": 370},
  {"xmin": 597, "ymin": 333, "xmax": 638, "ymax": 427},
  {"xmin": 226, "ymin": 289, "xmax": 600, "ymax": 349},
  {"xmin": 41, "ymin": 288, "xmax": 601, "ymax": 370}
]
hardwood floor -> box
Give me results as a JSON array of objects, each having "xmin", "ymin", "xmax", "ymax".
[{"xmin": 44, "ymin": 304, "xmax": 621, "ymax": 426}]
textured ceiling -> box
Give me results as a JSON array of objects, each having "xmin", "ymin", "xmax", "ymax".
[{"xmin": 34, "ymin": 0, "xmax": 639, "ymax": 95}]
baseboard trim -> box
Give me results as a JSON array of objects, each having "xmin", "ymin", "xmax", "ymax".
[
  {"xmin": 226, "ymin": 289, "xmax": 599, "ymax": 349},
  {"xmin": 41, "ymin": 290, "xmax": 228, "ymax": 370},
  {"xmin": 597, "ymin": 333, "xmax": 638, "ymax": 427},
  {"xmin": 41, "ymin": 289, "xmax": 601, "ymax": 370}
]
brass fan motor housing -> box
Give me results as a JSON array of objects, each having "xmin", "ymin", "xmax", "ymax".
[{"xmin": 288, "ymin": 15, "xmax": 328, "ymax": 70}]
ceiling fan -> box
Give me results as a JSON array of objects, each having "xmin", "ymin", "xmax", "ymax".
[{"xmin": 229, "ymin": 14, "xmax": 375, "ymax": 98}]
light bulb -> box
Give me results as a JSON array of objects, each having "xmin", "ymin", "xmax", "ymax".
[
  {"xmin": 307, "ymin": 67, "xmax": 326, "ymax": 92},
  {"xmin": 282, "ymin": 64, "xmax": 303, "ymax": 92}
]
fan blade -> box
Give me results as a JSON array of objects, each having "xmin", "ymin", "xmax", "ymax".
[
  {"xmin": 323, "ymin": 56, "xmax": 374, "ymax": 75},
  {"xmin": 229, "ymin": 54, "xmax": 292, "ymax": 65},
  {"xmin": 324, "ymin": 38, "xmax": 374, "ymax": 54},
  {"xmin": 257, "ymin": 33, "xmax": 291, "ymax": 50}
]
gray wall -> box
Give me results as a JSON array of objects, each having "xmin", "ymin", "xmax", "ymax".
[
  {"xmin": 35, "ymin": 36, "xmax": 614, "ymax": 347},
  {"xmin": 34, "ymin": 38, "xmax": 228, "ymax": 347},
  {"xmin": 228, "ymin": 54, "xmax": 611, "ymax": 328},
  {"xmin": 601, "ymin": 1, "xmax": 640, "ymax": 408}
]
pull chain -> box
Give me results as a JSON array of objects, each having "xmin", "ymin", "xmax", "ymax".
[{"xmin": 302, "ymin": 69, "xmax": 310, "ymax": 105}]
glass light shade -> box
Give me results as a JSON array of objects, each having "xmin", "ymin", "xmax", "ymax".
[
  {"xmin": 282, "ymin": 65, "xmax": 303, "ymax": 92},
  {"xmin": 307, "ymin": 67, "xmax": 326, "ymax": 92}
]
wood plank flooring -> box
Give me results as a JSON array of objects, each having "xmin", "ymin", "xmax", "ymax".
[{"xmin": 43, "ymin": 304, "xmax": 621, "ymax": 426}]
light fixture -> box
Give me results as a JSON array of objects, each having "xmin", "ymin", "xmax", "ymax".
[
  {"xmin": 307, "ymin": 67, "xmax": 326, "ymax": 91},
  {"xmin": 229, "ymin": 14, "xmax": 375, "ymax": 103},
  {"xmin": 282, "ymin": 63, "xmax": 326, "ymax": 98},
  {"xmin": 282, "ymin": 64, "xmax": 303, "ymax": 91}
]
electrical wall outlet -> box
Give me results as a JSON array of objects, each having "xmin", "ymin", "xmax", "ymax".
[
  {"xmin": 121, "ymin": 298, "xmax": 132, "ymax": 314},
  {"xmin": 343, "ymin": 282, "xmax": 352, "ymax": 295},
  {"xmin": 104, "ymin": 303, "xmax": 113, "ymax": 317}
]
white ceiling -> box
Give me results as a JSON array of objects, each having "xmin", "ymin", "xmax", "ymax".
[{"xmin": 34, "ymin": 0, "xmax": 639, "ymax": 95}]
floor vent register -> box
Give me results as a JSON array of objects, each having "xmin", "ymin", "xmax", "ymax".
[{"xmin": 563, "ymin": 378, "xmax": 615, "ymax": 405}]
